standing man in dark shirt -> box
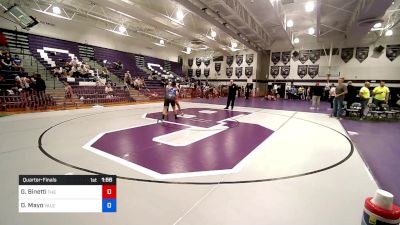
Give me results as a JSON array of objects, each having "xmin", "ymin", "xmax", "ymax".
[
  {"xmin": 332, "ymin": 78, "xmax": 348, "ymax": 118},
  {"xmin": 310, "ymin": 82, "xmax": 324, "ymax": 110},
  {"xmin": 345, "ymin": 81, "xmax": 357, "ymax": 108},
  {"xmin": 245, "ymin": 83, "xmax": 251, "ymax": 100},
  {"xmin": 224, "ymin": 79, "xmax": 238, "ymax": 110},
  {"xmin": 34, "ymin": 73, "xmax": 46, "ymax": 99}
]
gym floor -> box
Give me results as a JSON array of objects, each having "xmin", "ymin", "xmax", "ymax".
[{"xmin": 0, "ymin": 100, "xmax": 388, "ymax": 225}]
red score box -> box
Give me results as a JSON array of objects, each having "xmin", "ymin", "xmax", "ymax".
[{"xmin": 102, "ymin": 185, "xmax": 116, "ymax": 199}]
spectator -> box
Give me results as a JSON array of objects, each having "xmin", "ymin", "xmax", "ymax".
[
  {"xmin": 245, "ymin": 83, "xmax": 251, "ymax": 100},
  {"xmin": 124, "ymin": 71, "xmax": 132, "ymax": 89},
  {"xmin": 289, "ymin": 86, "xmax": 297, "ymax": 100},
  {"xmin": 71, "ymin": 65, "xmax": 80, "ymax": 77},
  {"xmin": 328, "ymin": 84, "xmax": 336, "ymax": 109},
  {"xmin": 345, "ymin": 81, "xmax": 357, "ymax": 109},
  {"xmin": 53, "ymin": 67, "xmax": 63, "ymax": 78},
  {"xmin": 0, "ymin": 74, "xmax": 6, "ymax": 95},
  {"xmin": 372, "ymin": 81, "xmax": 390, "ymax": 111},
  {"xmin": 64, "ymin": 83, "xmax": 75, "ymax": 106},
  {"xmin": 100, "ymin": 67, "xmax": 109, "ymax": 79},
  {"xmin": 298, "ymin": 86, "xmax": 305, "ymax": 100},
  {"xmin": 80, "ymin": 65, "xmax": 90, "ymax": 78},
  {"xmin": 69, "ymin": 57, "xmax": 78, "ymax": 67},
  {"xmin": 306, "ymin": 86, "xmax": 311, "ymax": 100},
  {"xmin": 359, "ymin": 82, "xmax": 370, "ymax": 120},
  {"xmin": 114, "ymin": 60, "xmax": 123, "ymax": 69},
  {"xmin": 310, "ymin": 82, "xmax": 324, "ymax": 110},
  {"xmin": 332, "ymin": 78, "xmax": 348, "ymax": 118},
  {"xmin": 105, "ymin": 83, "xmax": 114, "ymax": 98},
  {"xmin": 1, "ymin": 52, "xmax": 12, "ymax": 70},
  {"xmin": 12, "ymin": 55, "xmax": 24, "ymax": 71},
  {"xmin": 265, "ymin": 90, "xmax": 277, "ymax": 101},
  {"xmin": 34, "ymin": 74, "xmax": 46, "ymax": 98}
]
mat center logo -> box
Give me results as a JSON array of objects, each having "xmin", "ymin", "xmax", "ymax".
[{"xmin": 83, "ymin": 108, "xmax": 273, "ymax": 179}]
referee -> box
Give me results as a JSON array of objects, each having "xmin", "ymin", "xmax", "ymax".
[{"xmin": 224, "ymin": 80, "xmax": 238, "ymax": 110}]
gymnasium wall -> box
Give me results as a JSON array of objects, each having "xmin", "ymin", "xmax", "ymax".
[
  {"xmin": 0, "ymin": 9, "xmax": 180, "ymax": 62},
  {"xmin": 181, "ymin": 49, "xmax": 258, "ymax": 86},
  {"xmin": 269, "ymin": 35, "xmax": 400, "ymax": 86}
]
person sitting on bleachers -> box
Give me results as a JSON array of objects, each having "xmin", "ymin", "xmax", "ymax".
[
  {"xmin": 69, "ymin": 57, "xmax": 78, "ymax": 67},
  {"xmin": 124, "ymin": 71, "xmax": 132, "ymax": 89},
  {"xmin": 15, "ymin": 76, "xmax": 32, "ymax": 97},
  {"xmin": 79, "ymin": 64, "xmax": 90, "ymax": 78},
  {"xmin": 113, "ymin": 60, "xmax": 123, "ymax": 69},
  {"xmin": 53, "ymin": 67, "xmax": 63, "ymax": 78},
  {"xmin": 12, "ymin": 55, "xmax": 24, "ymax": 72},
  {"xmin": 105, "ymin": 83, "xmax": 114, "ymax": 98},
  {"xmin": 100, "ymin": 67, "xmax": 109, "ymax": 79},
  {"xmin": 0, "ymin": 74, "xmax": 7, "ymax": 95},
  {"xmin": 70, "ymin": 65, "xmax": 78, "ymax": 77},
  {"xmin": 1, "ymin": 52, "xmax": 12, "ymax": 70}
]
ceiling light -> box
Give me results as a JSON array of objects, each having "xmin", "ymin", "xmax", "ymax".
[
  {"xmin": 182, "ymin": 47, "xmax": 191, "ymax": 54},
  {"xmin": 293, "ymin": 38, "xmax": 300, "ymax": 44},
  {"xmin": 305, "ymin": 1, "xmax": 314, "ymax": 12},
  {"xmin": 308, "ymin": 27, "xmax": 315, "ymax": 35},
  {"xmin": 176, "ymin": 10, "xmax": 184, "ymax": 21},
  {"xmin": 373, "ymin": 22, "xmax": 382, "ymax": 28},
  {"xmin": 211, "ymin": 30, "xmax": 217, "ymax": 38},
  {"xmin": 118, "ymin": 25, "xmax": 126, "ymax": 33},
  {"xmin": 287, "ymin": 19, "xmax": 294, "ymax": 28},
  {"xmin": 52, "ymin": 6, "xmax": 61, "ymax": 15},
  {"xmin": 121, "ymin": 0, "xmax": 134, "ymax": 5},
  {"xmin": 385, "ymin": 29, "xmax": 393, "ymax": 36},
  {"xmin": 231, "ymin": 42, "xmax": 238, "ymax": 48},
  {"xmin": 160, "ymin": 39, "xmax": 165, "ymax": 45}
]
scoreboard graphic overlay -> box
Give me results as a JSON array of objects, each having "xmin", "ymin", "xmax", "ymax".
[{"xmin": 19, "ymin": 175, "xmax": 117, "ymax": 213}]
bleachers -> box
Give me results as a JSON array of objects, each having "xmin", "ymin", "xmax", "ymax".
[
  {"xmin": 28, "ymin": 34, "xmax": 80, "ymax": 69},
  {"xmin": 4, "ymin": 29, "xmax": 187, "ymax": 104},
  {"xmin": 72, "ymin": 86, "xmax": 134, "ymax": 104},
  {"xmin": 0, "ymin": 93, "xmax": 56, "ymax": 111}
]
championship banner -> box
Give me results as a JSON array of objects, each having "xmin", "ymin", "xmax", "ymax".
[
  {"xmin": 356, "ymin": 47, "xmax": 369, "ymax": 63},
  {"xmin": 299, "ymin": 50, "xmax": 309, "ymax": 64},
  {"xmin": 280, "ymin": 66, "xmax": 290, "ymax": 79},
  {"xmin": 204, "ymin": 58, "xmax": 210, "ymax": 67},
  {"xmin": 341, "ymin": 48, "xmax": 354, "ymax": 63},
  {"xmin": 245, "ymin": 67, "xmax": 253, "ymax": 78},
  {"xmin": 195, "ymin": 58, "xmax": 202, "ymax": 67},
  {"xmin": 226, "ymin": 56, "xmax": 234, "ymax": 67},
  {"xmin": 236, "ymin": 55, "xmax": 243, "ymax": 66},
  {"xmin": 195, "ymin": 68, "xmax": 201, "ymax": 77},
  {"xmin": 188, "ymin": 69, "xmax": 193, "ymax": 77},
  {"xmin": 235, "ymin": 67, "xmax": 243, "ymax": 78},
  {"xmin": 226, "ymin": 67, "xmax": 233, "ymax": 78},
  {"xmin": 188, "ymin": 58, "xmax": 193, "ymax": 67},
  {"xmin": 271, "ymin": 52, "xmax": 281, "ymax": 65},
  {"xmin": 309, "ymin": 49, "xmax": 321, "ymax": 64},
  {"xmin": 246, "ymin": 54, "xmax": 254, "ymax": 65},
  {"xmin": 282, "ymin": 51, "xmax": 291, "ymax": 65},
  {"xmin": 270, "ymin": 66, "xmax": 279, "ymax": 78},
  {"xmin": 215, "ymin": 62, "xmax": 221, "ymax": 72},
  {"xmin": 204, "ymin": 68, "xmax": 210, "ymax": 77},
  {"xmin": 297, "ymin": 65, "xmax": 308, "ymax": 78},
  {"xmin": 308, "ymin": 65, "xmax": 319, "ymax": 78},
  {"xmin": 386, "ymin": 45, "xmax": 400, "ymax": 61}
]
